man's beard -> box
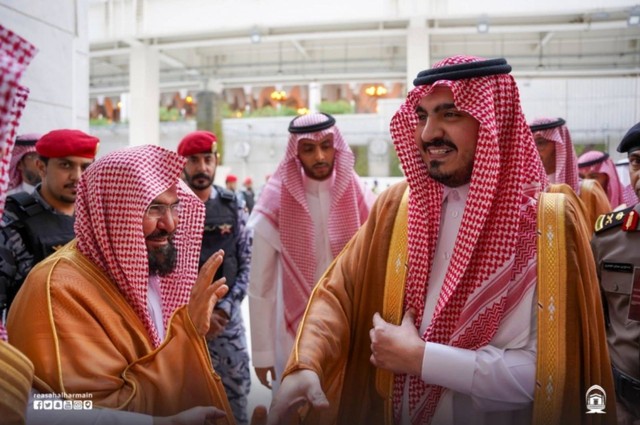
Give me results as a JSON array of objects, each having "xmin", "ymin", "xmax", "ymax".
[
  {"xmin": 185, "ymin": 171, "xmax": 213, "ymax": 190},
  {"xmin": 147, "ymin": 233, "xmax": 178, "ymax": 276},
  {"xmin": 423, "ymin": 139, "xmax": 474, "ymax": 188},
  {"xmin": 23, "ymin": 169, "xmax": 41, "ymax": 186}
]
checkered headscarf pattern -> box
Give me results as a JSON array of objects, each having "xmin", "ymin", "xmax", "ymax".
[
  {"xmin": 0, "ymin": 26, "xmax": 36, "ymax": 341},
  {"xmin": 623, "ymin": 184, "xmax": 639, "ymax": 207},
  {"xmin": 389, "ymin": 55, "xmax": 545, "ymax": 424},
  {"xmin": 8, "ymin": 143, "xmax": 37, "ymax": 190},
  {"xmin": 74, "ymin": 145, "xmax": 206, "ymax": 347},
  {"xmin": 577, "ymin": 150, "xmax": 625, "ymax": 208},
  {"xmin": 530, "ymin": 117, "xmax": 579, "ymax": 193},
  {"xmin": 253, "ymin": 113, "xmax": 368, "ymax": 336},
  {"xmin": 0, "ymin": 25, "xmax": 37, "ymax": 219}
]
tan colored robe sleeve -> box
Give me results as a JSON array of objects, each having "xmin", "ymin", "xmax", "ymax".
[
  {"xmin": 0, "ymin": 340, "xmax": 33, "ymax": 425},
  {"xmin": 282, "ymin": 182, "xmax": 406, "ymax": 425},
  {"xmin": 579, "ymin": 178, "xmax": 612, "ymax": 232}
]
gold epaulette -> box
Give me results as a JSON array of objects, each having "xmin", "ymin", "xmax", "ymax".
[{"xmin": 594, "ymin": 206, "xmax": 634, "ymax": 233}]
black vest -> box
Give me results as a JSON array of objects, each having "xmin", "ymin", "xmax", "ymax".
[
  {"xmin": 5, "ymin": 192, "xmax": 75, "ymax": 263},
  {"xmin": 201, "ymin": 186, "xmax": 239, "ymax": 285}
]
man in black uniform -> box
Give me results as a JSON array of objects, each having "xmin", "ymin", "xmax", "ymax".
[
  {"xmin": 241, "ymin": 176, "xmax": 256, "ymax": 214},
  {"xmin": 591, "ymin": 121, "xmax": 640, "ymax": 424},
  {"xmin": 177, "ymin": 130, "xmax": 252, "ymax": 425},
  {"xmin": 0, "ymin": 129, "xmax": 98, "ymax": 320}
]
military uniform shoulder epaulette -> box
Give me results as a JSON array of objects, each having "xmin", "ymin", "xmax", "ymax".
[
  {"xmin": 216, "ymin": 186, "xmax": 236, "ymax": 202},
  {"xmin": 4, "ymin": 192, "xmax": 44, "ymax": 223},
  {"xmin": 594, "ymin": 206, "xmax": 636, "ymax": 234}
]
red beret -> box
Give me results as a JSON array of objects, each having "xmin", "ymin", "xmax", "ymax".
[
  {"xmin": 36, "ymin": 130, "xmax": 99, "ymax": 159},
  {"xmin": 243, "ymin": 176, "xmax": 252, "ymax": 185},
  {"xmin": 226, "ymin": 174, "xmax": 238, "ymax": 183},
  {"xmin": 177, "ymin": 131, "xmax": 217, "ymax": 157}
]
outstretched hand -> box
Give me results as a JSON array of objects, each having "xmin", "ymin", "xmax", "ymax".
[
  {"xmin": 369, "ymin": 309, "xmax": 424, "ymax": 376},
  {"xmin": 267, "ymin": 370, "xmax": 329, "ymax": 425},
  {"xmin": 188, "ymin": 249, "xmax": 229, "ymax": 337},
  {"xmin": 255, "ymin": 366, "xmax": 277, "ymax": 389}
]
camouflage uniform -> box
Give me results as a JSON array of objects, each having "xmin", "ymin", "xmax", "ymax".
[{"xmin": 203, "ymin": 187, "xmax": 252, "ymax": 425}]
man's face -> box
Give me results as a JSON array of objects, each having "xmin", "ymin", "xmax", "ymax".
[
  {"xmin": 143, "ymin": 184, "xmax": 180, "ymax": 276},
  {"xmin": 628, "ymin": 150, "xmax": 640, "ymax": 199},
  {"xmin": 297, "ymin": 133, "xmax": 336, "ymax": 181},
  {"xmin": 580, "ymin": 171, "xmax": 609, "ymax": 195},
  {"xmin": 38, "ymin": 156, "xmax": 94, "ymax": 204},
  {"xmin": 182, "ymin": 153, "xmax": 216, "ymax": 190},
  {"xmin": 414, "ymin": 86, "xmax": 480, "ymax": 188},
  {"xmin": 19, "ymin": 152, "xmax": 42, "ymax": 185},
  {"xmin": 534, "ymin": 135, "xmax": 557, "ymax": 176}
]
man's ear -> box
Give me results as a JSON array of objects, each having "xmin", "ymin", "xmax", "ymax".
[{"xmin": 35, "ymin": 158, "xmax": 47, "ymax": 180}]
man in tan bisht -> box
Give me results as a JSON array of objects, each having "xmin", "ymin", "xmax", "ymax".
[
  {"xmin": 529, "ymin": 117, "xmax": 611, "ymax": 230},
  {"xmin": 267, "ymin": 56, "xmax": 614, "ymax": 425},
  {"xmin": 7, "ymin": 144, "xmax": 237, "ymax": 423}
]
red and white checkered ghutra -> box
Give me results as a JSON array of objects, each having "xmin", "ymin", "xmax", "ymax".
[
  {"xmin": 74, "ymin": 145, "xmax": 206, "ymax": 347},
  {"xmin": 0, "ymin": 25, "xmax": 37, "ymax": 341},
  {"xmin": 529, "ymin": 117, "xmax": 579, "ymax": 193},
  {"xmin": 0, "ymin": 25, "xmax": 37, "ymax": 219},
  {"xmin": 389, "ymin": 55, "xmax": 547, "ymax": 424}
]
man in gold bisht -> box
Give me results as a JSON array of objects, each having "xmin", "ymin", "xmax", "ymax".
[
  {"xmin": 267, "ymin": 56, "xmax": 615, "ymax": 425},
  {"xmin": 8, "ymin": 145, "xmax": 236, "ymax": 423}
]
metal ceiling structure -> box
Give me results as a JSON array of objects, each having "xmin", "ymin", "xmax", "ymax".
[{"xmin": 89, "ymin": 4, "xmax": 640, "ymax": 97}]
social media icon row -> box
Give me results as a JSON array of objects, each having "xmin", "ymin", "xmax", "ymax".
[{"xmin": 33, "ymin": 400, "xmax": 93, "ymax": 410}]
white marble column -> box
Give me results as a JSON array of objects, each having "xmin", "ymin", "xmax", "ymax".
[
  {"xmin": 406, "ymin": 17, "xmax": 430, "ymax": 89},
  {"xmin": 119, "ymin": 92, "xmax": 130, "ymax": 123},
  {"xmin": 129, "ymin": 45, "xmax": 159, "ymax": 145},
  {"xmin": 308, "ymin": 82, "xmax": 321, "ymax": 113}
]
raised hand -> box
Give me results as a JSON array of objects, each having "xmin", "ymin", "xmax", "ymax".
[{"xmin": 188, "ymin": 250, "xmax": 229, "ymax": 337}]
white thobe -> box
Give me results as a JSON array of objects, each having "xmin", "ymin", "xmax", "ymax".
[
  {"xmin": 248, "ymin": 174, "xmax": 334, "ymax": 393},
  {"xmin": 7, "ymin": 181, "xmax": 36, "ymax": 196},
  {"xmin": 402, "ymin": 184, "xmax": 537, "ymax": 425},
  {"xmin": 147, "ymin": 274, "xmax": 165, "ymax": 341}
]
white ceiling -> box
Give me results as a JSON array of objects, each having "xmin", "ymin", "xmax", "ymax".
[{"xmin": 89, "ymin": 2, "xmax": 640, "ymax": 97}]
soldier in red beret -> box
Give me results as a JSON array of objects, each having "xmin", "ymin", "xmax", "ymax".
[
  {"xmin": 225, "ymin": 173, "xmax": 238, "ymax": 192},
  {"xmin": 0, "ymin": 129, "xmax": 98, "ymax": 314},
  {"xmin": 241, "ymin": 176, "xmax": 255, "ymax": 213},
  {"xmin": 177, "ymin": 130, "xmax": 253, "ymax": 425}
]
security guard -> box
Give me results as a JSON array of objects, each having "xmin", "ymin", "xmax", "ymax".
[
  {"xmin": 591, "ymin": 121, "xmax": 640, "ymax": 422},
  {"xmin": 0, "ymin": 129, "xmax": 98, "ymax": 318},
  {"xmin": 177, "ymin": 131, "xmax": 252, "ymax": 425}
]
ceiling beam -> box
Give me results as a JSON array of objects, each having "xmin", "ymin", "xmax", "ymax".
[
  {"xmin": 89, "ymin": 66, "xmax": 640, "ymax": 97},
  {"xmin": 428, "ymin": 19, "xmax": 627, "ymax": 35},
  {"xmin": 290, "ymin": 39, "xmax": 310, "ymax": 60},
  {"xmin": 532, "ymin": 31, "xmax": 555, "ymax": 52}
]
